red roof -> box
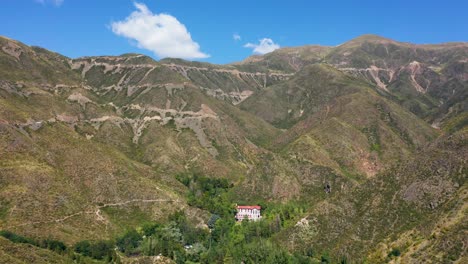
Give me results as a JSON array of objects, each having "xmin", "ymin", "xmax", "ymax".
[{"xmin": 237, "ymin": 205, "xmax": 261, "ymax": 210}]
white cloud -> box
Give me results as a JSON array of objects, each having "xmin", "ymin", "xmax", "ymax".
[
  {"xmin": 35, "ymin": 0, "xmax": 64, "ymax": 6},
  {"xmin": 244, "ymin": 38, "xmax": 280, "ymax": 54},
  {"xmin": 233, "ymin": 34, "xmax": 241, "ymax": 41},
  {"xmin": 111, "ymin": 2, "xmax": 209, "ymax": 60}
]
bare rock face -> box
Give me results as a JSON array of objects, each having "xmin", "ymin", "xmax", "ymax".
[
  {"xmin": 1, "ymin": 39, "xmax": 23, "ymax": 60},
  {"xmin": 67, "ymin": 93, "xmax": 93, "ymax": 108}
]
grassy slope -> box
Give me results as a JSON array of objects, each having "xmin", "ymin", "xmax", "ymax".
[
  {"xmin": 0, "ymin": 237, "xmax": 74, "ymax": 264},
  {"xmin": 0, "ymin": 121, "xmax": 185, "ymax": 243},
  {"xmin": 241, "ymin": 64, "xmax": 437, "ymax": 179},
  {"xmin": 278, "ymin": 128, "xmax": 467, "ymax": 262}
]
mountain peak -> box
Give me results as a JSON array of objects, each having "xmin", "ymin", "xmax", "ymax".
[
  {"xmin": 0, "ymin": 35, "xmax": 17, "ymax": 42},
  {"xmin": 341, "ymin": 34, "xmax": 398, "ymax": 47}
]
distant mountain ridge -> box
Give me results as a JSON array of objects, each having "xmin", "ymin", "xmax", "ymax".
[{"xmin": 236, "ymin": 34, "xmax": 467, "ymax": 128}]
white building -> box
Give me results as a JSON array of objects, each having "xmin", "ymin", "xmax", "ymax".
[{"xmin": 235, "ymin": 205, "xmax": 261, "ymax": 221}]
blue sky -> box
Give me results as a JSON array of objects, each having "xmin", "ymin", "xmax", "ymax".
[{"xmin": 1, "ymin": 0, "xmax": 467, "ymax": 64}]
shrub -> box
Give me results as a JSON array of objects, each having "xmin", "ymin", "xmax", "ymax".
[
  {"xmin": 321, "ymin": 253, "xmax": 331, "ymax": 263},
  {"xmin": 42, "ymin": 239, "xmax": 67, "ymax": 253},
  {"xmin": 74, "ymin": 240, "xmax": 115, "ymax": 260},
  {"xmin": 388, "ymin": 248, "xmax": 401, "ymax": 258},
  {"xmin": 90, "ymin": 240, "xmax": 115, "ymax": 260},
  {"xmin": 0, "ymin": 230, "xmax": 38, "ymax": 246},
  {"xmin": 292, "ymin": 252, "xmax": 313, "ymax": 264},
  {"xmin": 175, "ymin": 173, "xmax": 191, "ymax": 187},
  {"xmin": 208, "ymin": 214, "xmax": 221, "ymax": 229},
  {"xmin": 0, "ymin": 230, "xmax": 68, "ymax": 255},
  {"xmin": 141, "ymin": 222, "xmax": 161, "ymax": 237},
  {"xmin": 74, "ymin": 240, "xmax": 92, "ymax": 256}
]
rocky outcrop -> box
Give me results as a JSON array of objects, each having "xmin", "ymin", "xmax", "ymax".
[{"xmin": 1, "ymin": 39, "xmax": 23, "ymax": 61}]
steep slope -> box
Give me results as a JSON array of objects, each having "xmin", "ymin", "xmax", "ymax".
[
  {"xmin": 0, "ymin": 36, "xmax": 286, "ymax": 246},
  {"xmin": 327, "ymin": 35, "xmax": 468, "ymax": 125},
  {"xmin": 281, "ymin": 128, "xmax": 467, "ymax": 263},
  {"xmin": 0, "ymin": 237, "xmax": 73, "ymax": 264},
  {"xmin": 69, "ymin": 54, "xmax": 282, "ymax": 178},
  {"xmin": 0, "ymin": 93, "xmax": 186, "ymax": 244},
  {"xmin": 240, "ymin": 64, "xmax": 437, "ymax": 178},
  {"xmin": 0, "ymin": 36, "xmax": 80, "ymax": 85},
  {"xmin": 240, "ymin": 64, "xmax": 364, "ymax": 127}
]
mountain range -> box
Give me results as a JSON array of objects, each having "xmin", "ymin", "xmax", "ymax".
[{"xmin": 0, "ymin": 34, "xmax": 466, "ymax": 263}]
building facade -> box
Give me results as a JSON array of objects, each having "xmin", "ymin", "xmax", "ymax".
[{"xmin": 235, "ymin": 205, "xmax": 261, "ymax": 221}]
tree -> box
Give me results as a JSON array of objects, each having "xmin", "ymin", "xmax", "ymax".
[
  {"xmin": 116, "ymin": 229, "xmax": 142, "ymax": 255},
  {"xmin": 74, "ymin": 240, "xmax": 115, "ymax": 260},
  {"xmin": 90, "ymin": 240, "xmax": 115, "ymax": 260},
  {"xmin": 74, "ymin": 240, "xmax": 92, "ymax": 256},
  {"xmin": 42, "ymin": 239, "xmax": 67, "ymax": 253},
  {"xmin": 208, "ymin": 214, "xmax": 220, "ymax": 229}
]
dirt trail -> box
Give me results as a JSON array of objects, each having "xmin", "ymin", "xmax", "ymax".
[{"xmin": 5, "ymin": 199, "xmax": 177, "ymax": 229}]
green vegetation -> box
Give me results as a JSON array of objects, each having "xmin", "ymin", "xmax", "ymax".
[
  {"xmin": 181, "ymin": 173, "xmax": 234, "ymax": 216},
  {"xmin": 107, "ymin": 208, "xmax": 318, "ymax": 263},
  {"xmin": 116, "ymin": 229, "xmax": 143, "ymax": 255},
  {"xmin": 0, "ymin": 230, "xmax": 119, "ymax": 262},
  {"xmin": 74, "ymin": 240, "xmax": 117, "ymax": 261},
  {"xmin": 157, "ymin": 173, "xmax": 319, "ymax": 263},
  {"xmin": 0, "ymin": 193, "xmax": 315, "ymax": 263},
  {"xmin": 0, "ymin": 230, "xmax": 67, "ymax": 255},
  {"xmin": 362, "ymin": 124, "xmax": 381, "ymax": 154},
  {"xmin": 387, "ymin": 248, "xmax": 401, "ymax": 258},
  {"xmin": 0, "ymin": 230, "xmax": 39, "ymax": 246}
]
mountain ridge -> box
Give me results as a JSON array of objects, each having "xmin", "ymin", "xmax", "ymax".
[{"xmin": 0, "ymin": 34, "xmax": 466, "ymax": 263}]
